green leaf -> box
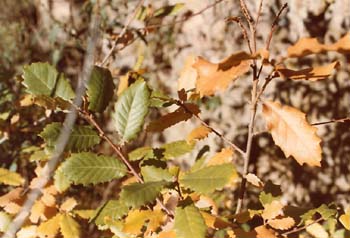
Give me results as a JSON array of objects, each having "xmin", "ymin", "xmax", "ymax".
[
  {"xmin": 153, "ymin": 3, "xmax": 185, "ymax": 18},
  {"xmin": 61, "ymin": 152, "xmax": 127, "ymax": 185},
  {"xmin": 39, "ymin": 122, "xmax": 101, "ymax": 152},
  {"xmin": 128, "ymin": 146, "xmax": 154, "ymax": 161},
  {"xmin": 54, "ymin": 165, "xmax": 72, "ymax": 193},
  {"xmin": 53, "ymin": 74, "xmax": 75, "ymax": 101},
  {"xmin": 162, "ymin": 140, "xmax": 195, "ymax": 159},
  {"xmin": 179, "ymin": 163, "xmax": 236, "ymax": 194},
  {"xmin": 113, "ymin": 80, "xmax": 150, "ymax": 142},
  {"xmin": 141, "ymin": 166, "xmax": 173, "ymax": 182},
  {"xmin": 87, "ymin": 66, "xmax": 115, "ymax": 113},
  {"xmin": 120, "ymin": 181, "xmax": 167, "ymax": 208},
  {"xmin": 0, "ymin": 212, "xmax": 11, "ymax": 232},
  {"xmin": 60, "ymin": 214, "xmax": 81, "ymax": 238},
  {"xmin": 174, "ymin": 204, "xmax": 206, "ymax": 238},
  {"xmin": 23, "ymin": 62, "xmax": 58, "ymax": 96},
  {"xmin": 301, "ymin": 204, "xmax": 337, "ymax": 223},
  {"xmin": 93, "ymin": 200, "xmax": 129, "ymax": 225},
  {"xmin": 22, "ymin": 62, "xmax": 74, "ymax": 100},
  {"xmin": 0, "ymin": 168, "xmax": 24, "ymax": 186},
  {"xmin": 259, "ymin": 181, "xmax": 282, "ymax": 205}
]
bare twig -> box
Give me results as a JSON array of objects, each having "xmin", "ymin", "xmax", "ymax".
[
  {"xmin": 2, "ymin": 7, "xmax": 100, "ymax": 238},
  {"xmin": 265, "ymin": 3, "xmax": 288, "ymax": 51},
  {"xmin": 100, "ymin": 0, "xmax": 144, "ymax": 66},
  {"xmin": 226, "ymin": 17, "xmax": 253, "ymax": 54},
  {"xmin": 281, "ymin": 218, "xmax": 324, "ymax": 237},
  {"xmin": 312, "ymin": 117, "xmax": 350, "ymax": 126}
]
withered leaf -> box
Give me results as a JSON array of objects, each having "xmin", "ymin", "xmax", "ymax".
[{"xmin": 262, "ymin": 101, "xmax": 322, "ymax": 167}]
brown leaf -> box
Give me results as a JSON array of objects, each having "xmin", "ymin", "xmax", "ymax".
[
  {"xmin": 262, "ymin": 200, "xmax": 284, "ymax": 221},
  {"xmin": 268, "ymin": 217, "xmax": 295, "ymax": 230},
  {"xmin": 201, "ymin": 211, "xmax": 233, "ymax": 230},
  {"xmin": 0, "ymin": 188, "xmax": 23, "ymax": 207},
  {"xmin": 287, "ymin": 33, "xmax": 350, "ymax": 58},
  {"xmin": 255, "ymin": 225, "xmax": 277, "ymax": 238},
  {"xmin": 262, "ymin": 101, "xmax": 322, "ymax": 167},
  {"xmin": 194, "ymin": 55, "xmax": 250, "ymax": 97},
  {"xmin": 186, "ymin": 125, "xmax": 212, "ymax": 143},
  {"xmin": 147, "ymin": 103, "xmax": 200, "ymax": 132},
  {"xmin": 177, "ymin": 55, "xmax": 197, "ymax": 92},
  {"xmin": 276, "ymin": 61, "xmax": 339, "ymax": 81}
]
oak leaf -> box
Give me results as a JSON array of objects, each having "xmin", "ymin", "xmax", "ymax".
[
  {"xmin": 262, "ymin": 101, "xmax": 322, "ymax": 166},
  {"xmin": 276, "ymin": 61, "xmax": 339, "ymax": 81}
]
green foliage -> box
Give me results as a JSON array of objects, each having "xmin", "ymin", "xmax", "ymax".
[
  {"xmin": 301, "ymin": 204, "xmax": 337, "ymax": 223},
  {"xmin": 61, "ymin": 152, "xmax": 127, "ymax": 185},
  {"xmin": 93, "ymin": 200, "xmax": 129, "ymax": 225},
  {"xmin": 119, "ymin": 181, "xmax": 168, "ymax": 208},
  {"xmin": 174, "ymin": 203, "xmax": 206, "ymax": 238},
  {"xmin": 179, "ymin": 163, "xmax": 236, "ymax": 194},
  {"xmin": 113, "ymin": 80, "xmax": 150, "ymax": 142},
  {"xmin": 54, "ymin": 165, "xmax": 71, "ymax": 192},
  {"xmin": 22, "ymin": 62, "xmax": 74, "ymax": 100},
  {"xmin": 86, "ymin": 66, "xmax": 115, "ymax": 113},
  {"xmin": 128, "ymin": 146, "xmax": 154, "ymax": 161},
  {"xmin": 141, "ymin": 166, "xmax": 173, "ymax": 182},
  {"xmin": 39, "ymin": 122, "xmax": 101, "ymax": 152},
  {"xmin": 161, "ymin": 140, "xmax": 195, "ymax": 159}
]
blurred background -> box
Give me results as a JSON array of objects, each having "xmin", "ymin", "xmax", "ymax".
[{"xmin": 1, "ymin": 0, "xmax": 350, "ymax": 221}]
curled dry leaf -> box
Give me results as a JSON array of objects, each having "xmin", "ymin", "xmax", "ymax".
[
  {"xmin": 287, "ymin": 33, "xmax": 350, "ymax": 58},
  {"xmin": 186, "ymin": 125, "xmax": 212, "ymax": 143},
  {"xmin": 262, "ymin": 200, "xmax": 284, "ymax": 221},
  {"xmin": 268, "ymin": 217, "xmax": 295, "ymax": 230},
  {"xmin": 276, "ymin": 61, "xmax": 339, "ymax": 81},
  {"xmin": 246, "ymin": 173, "xmax": 264, "ymax": 188},
  {"xmin": 262, "ymin": 101, "xmax": 322, "ymax": 167}
]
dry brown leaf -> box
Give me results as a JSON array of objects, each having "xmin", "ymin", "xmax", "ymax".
[
  {"xmin": 255, "ymin": 225, "xmax": 277, "ymax": 238},
  {"xmin": 186, "ymin": 125, "xmax": 212, "ymax": 143},
  {"xmin": 287, "ymin": 33, "xmax": 350, "ymax": 58},
  {"xmin": 276, "ymin": 61, "xmax": 339, "ymax": 81},
  {"xmin": 193, "ymin": 56, "xmax": 250, "ymax": 97},
  {"xmin": 305, "ymin": 221, "xmax": 329, "ymax": 238},
  {"xmin": 178, "ymin": 55, "xmax": 197, "ymax": 92},
  {"xmin": 262, "ymin": 100, "xmax": 322, "ymax": 167},
  {"xmin": 268, "ymin": 217, "xmax": 295, "ymax": 230},
  {"xmin": 200, "ymin": 212, "xmax": 232, "ymax": 230},
  {"xmin": 0, "ymin": 188, "xmax": 23, "ymax": 207},
  {"xmin": 60, "ymin": 197, "xmax": 78, "ymax": 212},
  {"xmin": 246, "ymin": 173, "xmax": 264, "ymax": 188},
  {"xmin": 207, "ymin": 148, "xmax": 234, "ymax": 166},
  {"xmin": 147, "ymin": 103, "xmax": 200, "ymax": 132},
  {"xmin": 262, "ymin": 200, "xmax": 284, "ymax": 221}
]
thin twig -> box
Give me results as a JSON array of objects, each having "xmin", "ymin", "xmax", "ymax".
[
  {"xmin": 312, "ymin": 117, "xmax": 350, "ymax": 126},
  {"xmin": 79, "ymin": 110, "xmax": 174, "ymax": 217},
  {"xmin": 2, "ymin": 7, "xmax": 100, "ymax": 238},
  {"xmin": 281, "ymin": 218, "xmax": 324, "ymax": 237},
  {"xmin": 265, "ymin": 3, "xmax": 288, "ymax": 51},
  {"xmin": 226, "ymin": 17, "xmax": 253, "ymax": 54},
  {"xmin": 100, "ymin": 0, "xmax": 144, "ymax": 66}
]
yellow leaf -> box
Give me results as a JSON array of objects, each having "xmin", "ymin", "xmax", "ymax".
[
  {"xmin": 262, "ymin": 101, "xmax": 322, "ymax": 166},
  {"xmin": 117, "ymin": 73, "xmax": 130, "ymax": 96},
  {"xmin": 186, "ymin": 125, "xmax": 212, "ymax": 143},
  {"xmin": 17, "ymin": 225, "xmax": 38, "ymax": 238},
  {"xmin": 246, "ymin": 173, "xmax": 264, "ymax": 188},
  {"xmin": 200, "ymin": 212, "xmax": 232, "ymax": 230},
  {"xmin": 60, "ymin": 214, "xmax": 81, "ymax": 238},
  {"xmin": 0, "ymin": 188, "xmax": 22, "ymax": 207},
  {"xmin": 305, "ymin": 221, "xmax": 329, "ymax": 238},
  {"xmin": 0, "ymin": 168, "xmax": 24, "ymax": 186},
  {"xmin": 193, "ymin": 53, "xmax": 250, "ymax": 97},
  {"xmin": 123, "ymin": 210, "xmax": 165, "ymax": 236},
  {"xmin": 262, "ymin": 200, "xmax": 283, "ymax": 221},
  {"xmin": 30, "ymin": 200, "xmax": 46, "ymax": 223},
  {"xmin": 287, "ymin": 33, "xmax": 350, "ymax": 58},
  {"xmin": 268, "ymin": 217, "xmax": 295, "ymax": 230},
  {"xmin": 73, "ymin": 209, "xmax": 95, "ymax": 220},
  {"xmin": 207, "ymin": 148, "xmax": 233, "ymax": 166},
  {"xmin": 37, "ymin": 213, "xmax": 61, "ymax": 238},
  {"xmin": 276, "ymin": 61, "xmax": 339, "ymax": 81},
  {"xmin": 255, "ymin": 225, "xmax": 277, "ymax": 238},
  {"xmin": 158, "ymin": 230, "xmax": 176, "ymax": 238},
  {"xmin": 60, "ymin": 197, "xmax": 78, "ymax": 212},
  {"xmin": 339, "ymin": 207, "xmax": 350, "ymax": 230}
]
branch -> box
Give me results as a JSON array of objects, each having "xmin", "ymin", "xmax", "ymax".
[
  {"xmin": 312, "ymin": 117, "xmax": 350, "ymax": 126},
  {"xmin": 265, "ymin": 3, "xmax": 288, "ymax": 51},
  {"xmin": 2, "ymin": 6, "xmax": 100, "ymax": 238},
  {"xmin": 100, "ymin": 0, "xmax": 145, "ymax": 66}
]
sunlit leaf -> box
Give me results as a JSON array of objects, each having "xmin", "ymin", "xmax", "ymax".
[
  {"xmin": 86, "ymin": 66, "xmax": 115, "ymax": 112},
  {"xmin": 93, "ymin": 200, "xmax": 129, "ymax": 225},
  {"xmin": 268, "ymin": 217, "xmax": 295, "ymax": 230},
  {"xmin": 61, "ymin": 152, "xmax": 127, "ymax": 185},
  {"xmin": 262, "ymin": 200, "xmax": 284, "ymax": 221},
  {"xmin": 113, "ymin": 80, "xmax": 150, "ymax": 142},
  {"xmin": 306, "ymin": 221, "xmax": 329, "ymax": 238},
  {"xmin": 180, "ymin": 163, "xmax": 237, "ymax": 194},
  {"xmin": 0, "ymin": 211, "xmax": 11, "ymax": 232},
  {"xmin": 175, "ymin": 204, "xmax": 206, "ymax": 238},
  {"xmin": 141, "ymin": 166, "xmax": 173, "ymax": 182},
  {"xmin": 262, "ymin": 100, "xmax": 322, "ymax": 166},
  {"xmin": 37, "ymin": 213, "xmax": 61, "ymax": 238},
  {"xmin": 162, "ymin": 140, "xmax": 195, "ymax": 159},
  {"xmin": 54, "ymin": 165, "xmax": 71, "ymax": 193},
  {"xmin": 206, "ymin": 148, "xmax": 233, "ymax": 166},
  {"xmin": 187, "ymin": 125, "xmax": 212, "ymax": 143},
  {"xmin": 0, "ymin": 168, "xmax": 24, "ymax": 186},
  {"xmin": 60, "ymin": 214, "xmax": 81, "ymax": 238}
]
